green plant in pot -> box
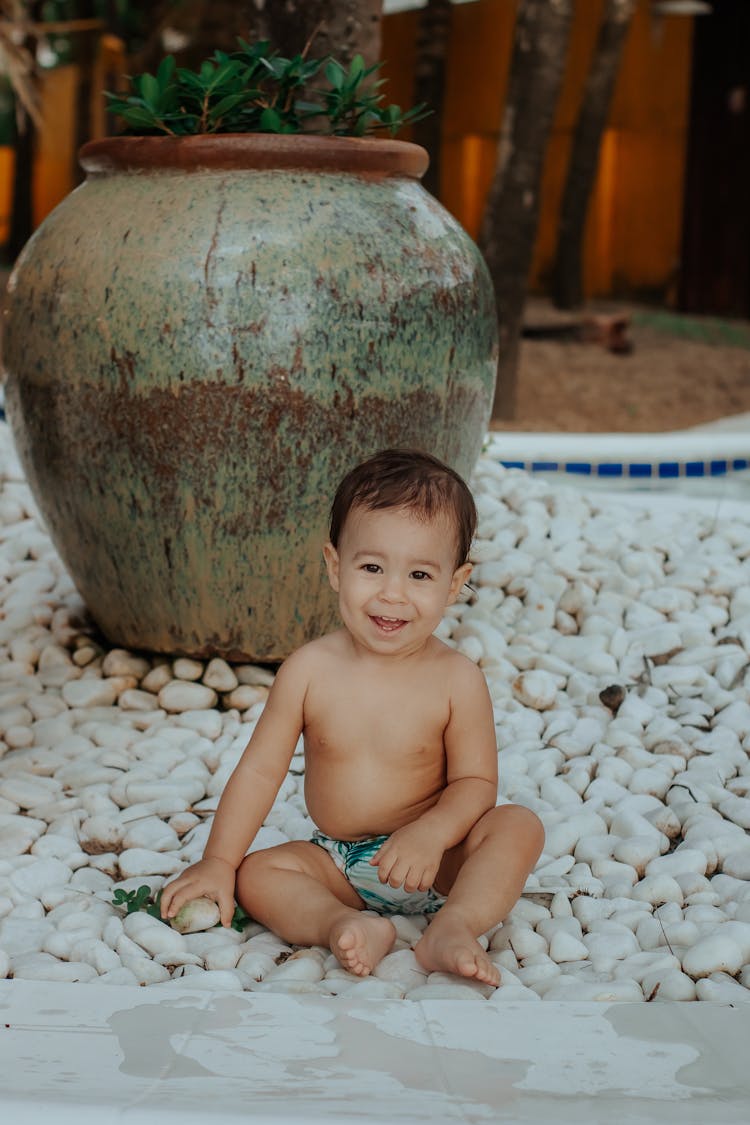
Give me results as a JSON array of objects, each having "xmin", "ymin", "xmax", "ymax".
[
  {"xmin": 104, "ymin": 40, "xmax": 427, "ymax": 137},
  {"xmin": 2, "ymin": 40, "xmax": 498, "ymax": 662}
]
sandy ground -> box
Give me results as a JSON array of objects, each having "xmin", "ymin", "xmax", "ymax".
[{"xmin": 496, "ymin": 301, "xmax": 750, "ymax": 434}]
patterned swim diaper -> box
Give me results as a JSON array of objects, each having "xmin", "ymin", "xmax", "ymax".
[{"xmin": 311, "ymin": 830, "xmax": 446, "ymax": 916}]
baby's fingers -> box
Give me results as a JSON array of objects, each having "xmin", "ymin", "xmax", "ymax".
[
  {"xmin": 217, "ymin": 893, "xmax": 236, "ymax": 929},
  {"xmin": 160, "ymin": 879, "xmax": 192, "ymax": 920}
]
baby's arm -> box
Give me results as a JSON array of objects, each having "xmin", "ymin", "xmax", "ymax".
[
  {"xmin": 372, "ymin": 658, "xmax": 498, "ymax": 892},
  {"xmin": 160, "ymin": 650, "xmax": 310, "ymax": 925}
]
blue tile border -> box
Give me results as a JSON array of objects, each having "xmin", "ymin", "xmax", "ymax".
[{"xmin": 498, "ymin": 458, "xmax": 749, "ymax": 479}]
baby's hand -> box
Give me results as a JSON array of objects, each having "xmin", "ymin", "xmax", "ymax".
[
  {"xmin": 160, "ymin": 856, "xmax": 237, "ymax": 928},
  {"xmin": 370, "ymin": 822, "xmax": 446, "ymax": 894}
]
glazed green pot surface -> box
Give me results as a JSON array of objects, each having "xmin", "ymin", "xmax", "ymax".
[{"xmin": 3, "ymin": 138, "xmax": 497, "ymax": 660}]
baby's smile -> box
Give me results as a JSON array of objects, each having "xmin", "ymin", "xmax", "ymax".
[{"xmin": 371, "ymin": 614, "xmax": 408, "ymax": 633}]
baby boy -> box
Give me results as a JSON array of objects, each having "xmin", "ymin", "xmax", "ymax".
[{"xmin": 161, "ymin": 449, "xmax": 544, "ymax": 984}]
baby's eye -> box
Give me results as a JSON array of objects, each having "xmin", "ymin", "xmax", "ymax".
[
  {"xmin": 362, "ymin": 563, "xmax": 381, "ymax": 574},
  {"xmin": 410, "ymin": 570, "xmax": 432, "ymax": 581}
]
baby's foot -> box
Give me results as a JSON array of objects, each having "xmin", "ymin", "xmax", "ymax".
[
  {"xmin": 414, "ymin": 914, "xmax": 500, "ymax": 987},
  {"xmin": 329, "ymin": 913, "xmax": 396, "ymax": 977}
]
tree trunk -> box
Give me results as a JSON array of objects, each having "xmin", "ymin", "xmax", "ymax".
[
  {"xmin": 479, "ymin": 0, "xmax": 574, "ymax": 421},
  {"xmin": 73, "ymin": 1, "xmax": 100, "ymax": 183},
  {"xmin": 5, "ymin": 0, "xmax": 44, "ymax": 263},
  {"xmin": 552, "ymin": 0, "xmax": 636, "ymax": 310},
  {"xmin": 264, "ymin": 0, "xmax": 382, "ymax": 67},
  {"xmin": 411, "ymin": 0, "xmax": 451, "ymax": 199},
  {"xmin": 132, "ymin": 1, "xmax": 382, "ymax": 78},
  {"xmin": 6, "ymin": 114, "xmax": 35, "ymax": 262},
  {"xmin": 130, "ymin": 2, "xmax": 269, "ymax": 73}
]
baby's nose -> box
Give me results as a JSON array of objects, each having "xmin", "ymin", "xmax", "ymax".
[{"xmin": 380, "ymin": 573, "xmax": 408, "ymax": 601}]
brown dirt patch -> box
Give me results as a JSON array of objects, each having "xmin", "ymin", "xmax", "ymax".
[{"xmin": 494, "ymin": 300, "xmax": 750, "ymax": 433}]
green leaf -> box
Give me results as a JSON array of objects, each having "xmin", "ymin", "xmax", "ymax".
[
  {"xmin": 156, "ymin": 55, "xmax": 176, "ymax": 93},
  {"xmin": 230, "ymin": 904, "xmax": 253, "ymax": 932},
  {"xmin": 259, "ymin": 107, "xmax": 283, "ymax": 132},
  {"xmin": 325, "ymin": 61, "xmax": 344, "ymax": 90},
  {"xmin": 140, "ymin": 73, "xmax": 161, "ymax": 109},
  {"xmin": 146, "ymin": 891, "xmax": 163, "ymax": 919},
  {"xmin": 118, "ymin": 107, "xmax": 167, "ymax": 130},
  {"xmin": 209, "ymin": 92, "xmax": 253, "ymax": 119}
]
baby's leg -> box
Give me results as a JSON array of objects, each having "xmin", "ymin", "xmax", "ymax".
[
  {"xmin": 236, "ymin": 841, "xmax": 396, "ymax": 976},
  {"xmin": 415, "ymin": 805, "xmax": 545, "ymax": 985}
]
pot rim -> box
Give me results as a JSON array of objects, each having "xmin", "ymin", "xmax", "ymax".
[{"xmin": 79, "ymin": 133, "xmax": 429, "ymax": 178}]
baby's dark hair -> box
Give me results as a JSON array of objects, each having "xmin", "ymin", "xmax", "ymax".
[{"xmin": 329, "ymin": 448, "xmax": 477, "ymax": 569}]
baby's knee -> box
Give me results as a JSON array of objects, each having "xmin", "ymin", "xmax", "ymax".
[
  {"xmin": 515, "ymin": 805, "xmax": 545, "ymax": 851},
  {"xmin": 484, "ymin": 803, "xmax": 545, "ymax": 851},
  {"xmin": 237, "ymin": 841, "xmax": 315, "ymax": 882},
  {"xmin": 235, "ymin": 846, "xmax": 285, "ymax": 891}
]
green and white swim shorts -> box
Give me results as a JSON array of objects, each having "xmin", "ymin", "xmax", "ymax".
[{"xmin": 311, "ymin": 830, "xmax": 446, "ymax": 916}]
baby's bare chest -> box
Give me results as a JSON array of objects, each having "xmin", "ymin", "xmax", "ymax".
[{"xmin": 304, "ymin": 673, "xmax": 450, "ymax": 763}]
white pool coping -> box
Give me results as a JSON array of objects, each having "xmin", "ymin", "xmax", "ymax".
[
  {"xmin": 487, "ymin": 422, "xmax": 750, "ymax": 485},
  {"xmin": 3, "ymin": 979, "xmax": 750, "ymax": 1124}
]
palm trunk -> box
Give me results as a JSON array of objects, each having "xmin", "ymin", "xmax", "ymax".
[
  {"xmin": 73, "ymin": 2, "xmax": 99, "ymax": 183},
  {"xmin": 264, "ymin": 0, "xmax": 382, "ymax": 66},
  {"xmin": 479, "ymin": 0, "xmax": 574, "ymax": 421},
  {"xmin": 130, "ymin": 2, "xmax": 269, "ymax": 73},
  {"xmin": 552, "ymin": 0, "xmax": 636, "ymax": 310},
  {"xmin": 5, "ymin": 0, "xmax": 44, "ymax": 262},
  {"xmin": 132, "ymin": 1, "xmax": 382, "ymax": 78},
  {"xmin": 7, "ymin": 113, "xmax": 34, "ymax": 261},
  {"xmin": 411, "ymin": 0, "xmax": 451, "ymax": 199}
]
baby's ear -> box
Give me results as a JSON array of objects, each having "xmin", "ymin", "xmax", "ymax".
[
  {"xmin": 323, "ymin": 542, "xmax": 340, "ymax": 591},
  {"xmin": 448, "ymin": 562, "xmax": 472, "ymax": 603}
]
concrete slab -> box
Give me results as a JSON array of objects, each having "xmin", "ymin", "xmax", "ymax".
[{"xmin": 2, "ymin": 981, "xmax": 749, "ymax": 1124}]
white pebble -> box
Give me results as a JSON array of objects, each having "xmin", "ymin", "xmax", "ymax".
[
  {"xmin": 170, "ymin": 897, "xmax": 221, "ymax": 934},
  {"xmin": 158, "ymin": 681, "xmax": 218, "ymax": 713},
  {"xmin": 123, "ymin": 912, "xmax": 188, "ymax": 957},
  {"xmin": 102, "ymin": 650, "xmax": 151, "ymax": 679},
  {"xmin": 141, "ymin": 665, "xmax": 172, "ymax": 693},
  {"xmin": 61, "ymin": 678, "xmax": 119, "ymax": 709},
  {"xmin": 204, "ymin": 944, "xmax": 243, "ymax": 971},
  {"xmin": 641, "ymin": 969, "xmax": 696, "ymax": 1001},
  {"xmin": 12, "ymin": 953, "xmax": 98, "ymax": 983},
  {"xmin": 225, "ymin": 685, "xmax": 268, "ymax": 710},
  {"xmin": 118, "ymin": 848, "xmax": 182, "ymax": 879},
  {"xmin": 98, "ymin": 967, "xmax": 140, "ymax": 986},
  {"xmin": 121, "ymin": 818, "xmax": 180, "ymax": 853},
  {"xmin": 172, "ymin": 658, "xmax": 204, "ymax": 681},
  {"xmin": 645, "ymin": 849, "xmax": 708, "ymax": 878},
  {"xmin": 682, "ymin": 933, "xmax": 744, "ymax": 979},
  {"xmin": 373, "ymin": 948, "xmax": 428, "ymax": 990},
  {"xmin": 10, "ymin": 858, "xmax": 71, "ymax": 898},
  {"xmin": 723, "ymin": 847, "xmax": 750, "ymax": 880},
  {"xmin": 236, "ymin": 950, "xmax": 276, "ymax": 980},
  {"xmin": 262, "ymin": 950, "xmax": 324, "ymax": 982},
  {"xmin": 631, "ymin": 874, "xmax": 683, "ymax": 906},
  {"xmin": 695, "ymin": 974, "xmax": 750, "ymax": 1004},
  {"xmin": 202, "ymin": 658, "xmax": 239, "ymax": 692},
  {"xmin": 119, "ymin": 689, "xmax": 163, "ymax": 712},
  {"xmin": 119, "ymin": 954, "xmax": 171, "ymax": 985},
  {"xmin": 512, "ymin": 670, "xmax": 559, "ymax": 711},
  {"xmin": 548, "ymin": 931, "xmax": 588, "ymax": 963}
]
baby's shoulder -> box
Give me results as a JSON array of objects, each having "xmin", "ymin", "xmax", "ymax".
[
  {"xmin": 284, "ymin": 630, "xmax": 349, "ymax": 675},
  {"xmin": 429, "ymin": 637, "xmax": 489, "ymax": 691}
]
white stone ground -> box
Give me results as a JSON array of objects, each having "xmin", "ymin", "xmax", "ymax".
[{"xmin": 1, "ymin": 422, "xmax": 749, "ymax": 1005}]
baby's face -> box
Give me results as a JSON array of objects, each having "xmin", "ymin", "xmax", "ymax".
[{"xmin": 323, "ymin": 505, "xmax": 471, "ymax": 657}]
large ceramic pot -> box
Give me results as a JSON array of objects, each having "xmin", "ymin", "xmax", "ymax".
[{"xmin": 3, "ymin": 134, "xmax": 498, "ymax": 661}]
